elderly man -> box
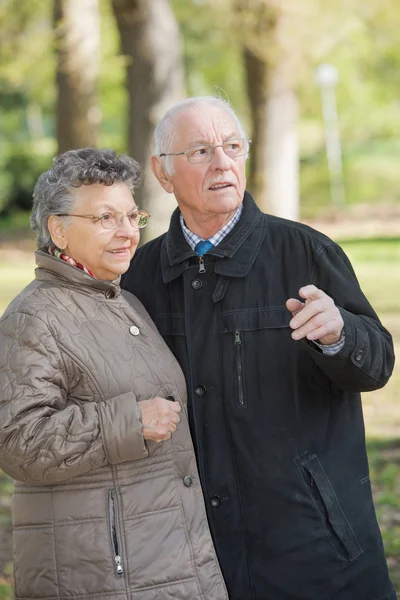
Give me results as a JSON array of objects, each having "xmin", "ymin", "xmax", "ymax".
[{"xmin": 122, "ymin": 97, "xmax": 396, "ymax": 600}]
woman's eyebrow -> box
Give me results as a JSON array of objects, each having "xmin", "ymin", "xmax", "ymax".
[{"xmin": 99, "ymin": 204, "xmax": 138, "ymax": 212}]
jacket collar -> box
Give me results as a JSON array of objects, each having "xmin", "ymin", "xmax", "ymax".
[
  {"xmin": 161, "ymin": 191, "xmax": 264, "ymax": 283},
  {"xmin": 35, "ymin": 250, "xmax": 121, "ymax": 297}
]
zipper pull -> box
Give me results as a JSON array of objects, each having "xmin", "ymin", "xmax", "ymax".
[
  {"xmin": 234, "ymin": 331, "xmax": 241, "ymax": 344},
  {"xmin": 198, "ymin": 257, "xmax": 206, "ymax": 274},
  {"xmin": 115, "ymin": 555, "xmax": 124, "ymax": 575}
]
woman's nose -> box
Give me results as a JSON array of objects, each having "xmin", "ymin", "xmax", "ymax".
[{"xmin": 115, "ymin": 217, "xmax": 139, "ymax": 238}]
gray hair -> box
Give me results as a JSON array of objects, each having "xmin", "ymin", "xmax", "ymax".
[
  {"xmin": 30, "ymin": 147, "xmax": 142, "ymax": 249},
  {"xmin": 154, "ymin": 96, "xmax": 247, "ymax": 174}
]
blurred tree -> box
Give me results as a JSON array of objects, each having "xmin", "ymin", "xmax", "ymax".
[
  {"xmin": 111, "ymin": 0, "xmax": 185, "ymax": 241},
  {"xmin": 1, "ymin": 0, "xmax": 400, "ymax": 220},
  {"xmin": 172, "ymin": 0, "xmax": 248, "ymax": 121},
  {"xmin": 0, "ymin": 0, "xmax": 55, "ymax": 213},
  {"xmin": 223, "ymin": 0, "xmax": 302, "ymax": 219},
  {"xmin": 54, "ymin": 0, "xmax": 101, "ymax": 153}
]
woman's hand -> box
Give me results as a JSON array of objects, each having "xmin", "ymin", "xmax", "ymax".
[{"xmin": 138, "ymin": 397, "xmax": 182, "ymax": 442}]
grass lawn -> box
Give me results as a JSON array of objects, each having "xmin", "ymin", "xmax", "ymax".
[{"xmin": 0, "ymin": 236, "xmax": 399, "ymax": 597}]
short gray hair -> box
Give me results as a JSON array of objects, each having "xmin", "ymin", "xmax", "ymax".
[
  {"xmin": 154, "ymin": 96, "xmax": 247, "ymax": 174},
  {"xmin": 31, "ymin": 147, "xmax": 142, "ymax": 249}
]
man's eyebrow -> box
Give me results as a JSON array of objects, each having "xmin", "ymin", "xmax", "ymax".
[
  {"xmin": 187, "ymin": 138, "xmax": 211, "ymax": 147},
  {"xmin": 187, "ymin": 134, "xmax": 239, "ymax": 147}
]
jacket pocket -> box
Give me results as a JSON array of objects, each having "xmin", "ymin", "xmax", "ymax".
[
  {"xmin": 296, "ymin": 453, "xmax": 362, "ymax": 562},
  {"xmin": 221, "ymin": 306, "xmax": 291, "ymax": 333},
  {"xmin": 234, "ymin": 331, "xmax": 246, "ymax": 407},
  {"xmin": 108, "ymin": 489, "xmax": 124, "ymax": 576}
]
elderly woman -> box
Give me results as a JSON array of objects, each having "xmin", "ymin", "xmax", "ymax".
[{"xmin": 0, "ymin": 148, "xmax": 227, "ymax": 600}]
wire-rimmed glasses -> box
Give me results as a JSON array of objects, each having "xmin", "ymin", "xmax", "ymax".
[
  {"xmin": 56, "ymin": 209, "xmax": 151, "ymax": 230},
  {"xmin": 159, "ymin": 137, "xmax": 251, "ymax": 164}
]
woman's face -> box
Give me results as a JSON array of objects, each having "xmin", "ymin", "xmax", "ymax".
[{"xmin": 52, "ymin": 183, "xmax": 140, "ymax": 280}]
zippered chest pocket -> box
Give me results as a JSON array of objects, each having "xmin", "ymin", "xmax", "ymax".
[
  {"xmin": 222, "ymin": 307, "xmax": 292, "ymax": 410},
  {"xmin": 234, "ymin": 331, "xmax": 246, "ymax": 407}
]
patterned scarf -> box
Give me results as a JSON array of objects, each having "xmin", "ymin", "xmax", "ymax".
[{"xmin": 49, "ymin": 246, "xmax": 96, "ymax": 279}]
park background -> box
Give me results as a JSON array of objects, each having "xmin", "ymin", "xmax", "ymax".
[{"xmin": 0, "ymin": 0, "xmax": 399, "ymax": 597}]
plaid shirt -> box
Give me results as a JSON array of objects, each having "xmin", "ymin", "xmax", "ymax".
[
  {"xmin": 180, "ymin": 203, "xmax": 243, "ymax": 251},
  {"xmin": 179, "ymin": 203, "xmax": 344, "ymax": 355}
]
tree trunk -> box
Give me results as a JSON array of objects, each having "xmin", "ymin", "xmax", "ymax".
[
  {"xmin": 111, "ymin": 0, "xmax": 185, "ymax": 241},
  {"xmin": 54, "ymin": 0, "xmax": 101, "ymax": 154},
  {"xmin": 240, "ymin": 1, "xmax": 299, "ymax": 220},
  {"xmin": 267, "ymin": 76, "xmax": 299, "ymax": 221}
]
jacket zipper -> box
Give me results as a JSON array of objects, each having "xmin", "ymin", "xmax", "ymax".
[
  {"xmin": 198, "ymin": 257, "xmax": 206, "ymax": 274},
  {"xmin": 234, "ymin": 331, "xmax": 245, "ymax": 407},
  {"xmin": 108, "ymin": 489, "xmax": 124, "ymax": 576}
]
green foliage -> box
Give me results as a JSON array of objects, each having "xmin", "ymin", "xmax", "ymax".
[
  {"xmin": 0, "ymin": 251, "xmax": 35, "ymax": 315},
  {"xmin": 0, "ymin": 581, "xmax": 13, "ymax": 600},
  {"xmin": 367, "ymin": 439, "xmax": 400, "ymax": 591},
  {"xmin": 298, "ymin": 0, "xmax": 400, "ymax": 214},
  {"xmin": 0, "ymin": 0, "xmax": 55, "ymax": 105},
  {"xmin": 172, "ymin": 0, "xmax": 249, "ymax": 128},
  {"xmin": 0, "ymin": 141, "xmax": 55, "ymax": 215},
  {"xmin": 1, "ymin": 0, "xmax": 400, "ymax": 216}
]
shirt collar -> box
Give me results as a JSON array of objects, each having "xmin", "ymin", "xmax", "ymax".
[
  {"xmin": 180, "ymin": 203, "xmax": 243, "ymax": 250},
  {"xmin": 161, "ymin": 192, "xmax": 264, "ymax": 285}
]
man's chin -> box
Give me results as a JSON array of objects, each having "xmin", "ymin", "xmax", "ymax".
[{"xmin": 206, "ymin": 191, "xmax": 242, "ymax": 212}]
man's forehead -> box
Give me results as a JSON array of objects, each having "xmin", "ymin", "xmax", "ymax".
[{"xmin": 173, "ymin": 105, "xmax": 239, "ymax": 143}]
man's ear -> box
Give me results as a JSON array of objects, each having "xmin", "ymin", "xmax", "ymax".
[
  {"xmin": 47, "ymin": 215, "xmax": 68, "ymax": 250},
  {"xmin": 150, "ymin": 155, "xmax": 174, "ymax": 194}
]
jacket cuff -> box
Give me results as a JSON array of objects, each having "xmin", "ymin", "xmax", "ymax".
[{"xmin": 99, "ymin": 393, "xmax": 148, "ymax": 464}]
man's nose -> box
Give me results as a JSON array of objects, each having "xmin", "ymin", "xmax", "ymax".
[{"xmin": 212, "ymin": 145, "xmax": 231, "ymax": 169}]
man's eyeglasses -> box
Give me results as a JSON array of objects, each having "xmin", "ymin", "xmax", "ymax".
[
  {"xmin": 55, "ymin": 210, "xmax": 151, "ymax": 230},
  {"xmin": 159, "ymin": 137, "xmax": 251, "ymax": 164}
]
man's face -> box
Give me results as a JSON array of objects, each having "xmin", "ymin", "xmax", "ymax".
[{"xmin": 158, "ymin": 105, "xmax": 247, "ymax": 225}]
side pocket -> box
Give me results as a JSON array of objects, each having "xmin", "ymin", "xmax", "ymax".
[
  {"xmin": 108, "ymin": 489, "xmax": 124, "ymax": 576},
  {"xmin": 297, "ymin": 454, "xmax": 363, "ymax": 562}
]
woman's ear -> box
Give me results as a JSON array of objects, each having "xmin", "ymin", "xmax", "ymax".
[
  {"xmin": 150, "ymin": 155, "xmax": 174, "ymax": 194},
  {"xmin": 47, "ymin": 215, "xmax": 68, "ymax": 250}
]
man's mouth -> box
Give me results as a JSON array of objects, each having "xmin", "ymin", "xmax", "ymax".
[{"xmin": 208, "ymin": 182, "xmax": 233, "ymax": 191}]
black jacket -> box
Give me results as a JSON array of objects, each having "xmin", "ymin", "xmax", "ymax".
[{"xmin": 122, "ymin": 192, "xmax": 396, "ymax": 600}]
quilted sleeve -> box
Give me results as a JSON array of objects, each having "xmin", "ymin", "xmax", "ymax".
[{"xmin": 0, "ymin": 311, "xmax": 148, "ymax": 484}]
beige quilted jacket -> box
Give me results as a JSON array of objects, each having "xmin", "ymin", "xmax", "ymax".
[{"xmin": 0, "ymin": 251, "xmax": 228, "ymax": 600}]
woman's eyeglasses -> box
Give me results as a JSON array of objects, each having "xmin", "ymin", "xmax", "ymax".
[{"xmin": 56, "ymin": 210, "xmax": 151, "ymax": 230}]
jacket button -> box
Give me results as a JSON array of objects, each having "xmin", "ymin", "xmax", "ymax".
[
  {"xmin": 183, "ymin": 475, "xmax": 193, "ymax": 487},
  {"xmin": 210, "ymin": 496, "xmax": 221, "ymax": 508},
  {"xmin": 129, "ymin": 325, "xmax": 140, "ymax": 336},
  {"xmin": 195, "ymin": 384, "xmax": 207, "ymax": 397},
  {"xmin": 355, "ymin": 349, "xmax": 364, "ymax": 362},
  {"xmin": 191, "ymin": 279, "xmax": 203, "ymax": 290},
  {"xmin": 105, "ymin": 288, "xmax": 115, "ymax": 299}
]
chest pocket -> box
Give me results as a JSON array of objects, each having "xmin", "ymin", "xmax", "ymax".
[
  {"xmin": 220, "ymin": 307, "xmax": 292, "ymax": 410},
  {"xmin": 221, "ymin": 306, "xmax": 291, "ymax": 333}
]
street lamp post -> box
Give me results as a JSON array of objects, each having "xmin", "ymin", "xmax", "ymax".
[{"xmin": 314, "ymin": 63, "xmax": 346, "ymax": 207}]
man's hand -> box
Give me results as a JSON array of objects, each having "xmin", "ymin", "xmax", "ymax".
[
  {"xmin": 286, "ymin": 285, "xmax": 344, "ymax": 346},
  {"xmin": 138, "ymin": 397, "xmax": 182, "ymax": 442}
]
